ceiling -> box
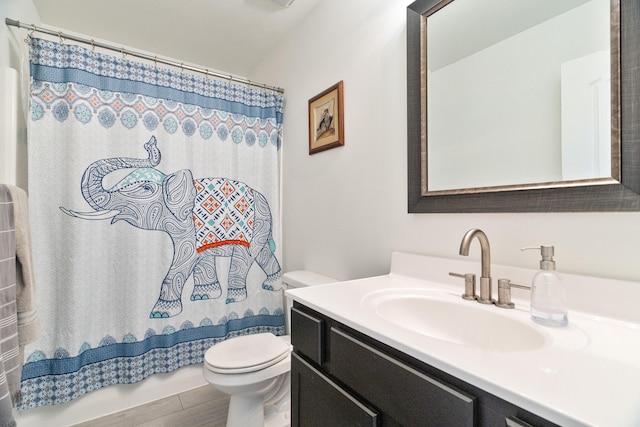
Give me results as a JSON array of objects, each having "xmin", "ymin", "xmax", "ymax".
[{"xmin": 32, "ymin": 0, "xmax": 322, "ymax": 77}]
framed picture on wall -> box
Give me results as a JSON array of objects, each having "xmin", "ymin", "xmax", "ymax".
[{"xmin": 308, "ymin": 81, "xmax": 344, "ymax": 155}]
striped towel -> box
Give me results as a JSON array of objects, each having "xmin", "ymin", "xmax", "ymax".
[{"xmin": 0, "ymin": 185, "xmax": 20, "ymax": 427}]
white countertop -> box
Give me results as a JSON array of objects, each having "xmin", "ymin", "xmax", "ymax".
[{"xmin": 286, "ymin": 252, "xmax": 640, "ymax": 427}]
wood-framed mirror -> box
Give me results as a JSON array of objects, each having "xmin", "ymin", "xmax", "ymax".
[{"xmin": 407, "ymin": 0, "xmax": 640, "ymax": 212}]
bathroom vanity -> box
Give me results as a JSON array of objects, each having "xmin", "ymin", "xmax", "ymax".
[
  {"xmin": 291, "ymin": 303, "xmax": 554, "ymax": 426},
  {"xmin": 286, "ymin": 252, "xmax": 640, "ymax": 427}
]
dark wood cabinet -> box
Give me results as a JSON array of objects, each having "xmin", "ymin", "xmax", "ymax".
[
  {"xmin": 329, "ymin": 327, "xmax": 475, "ymax": 426},
  {"xmin": 290, "ymin": 303, "xmax": 560, "ymax": 427},
  {"xmin": 291, "ymin": 353, "xmax": 379, "ymax": 427}
]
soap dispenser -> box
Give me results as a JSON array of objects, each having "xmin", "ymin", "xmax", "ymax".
[{"xmin": 522, "ymin": 245, "xmax": 568, "ymax": 327}]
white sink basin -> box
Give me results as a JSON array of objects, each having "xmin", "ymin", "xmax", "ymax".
[{"xmin": 363, "ymin": 288, "xmax": 547, "ymax": 352}]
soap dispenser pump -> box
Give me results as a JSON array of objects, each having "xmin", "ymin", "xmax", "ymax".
[{"xmin": 522, "ymin": 245, "xmax": 568, "ymax": 327}]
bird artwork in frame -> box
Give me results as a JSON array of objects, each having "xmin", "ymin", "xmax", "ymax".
[{"xmin": 308, "ymin": 80, "xmax": 344, "ymax": 154}]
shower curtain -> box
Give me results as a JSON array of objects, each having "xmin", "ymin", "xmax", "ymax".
[{"xmin": 19, "ymin": 37, "xmax": 284, "ymax": 408}]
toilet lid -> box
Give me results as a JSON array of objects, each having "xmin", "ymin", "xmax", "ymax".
[{"xmin": 204, "ymin": 333, "xmax": 291, "ymax": 374}]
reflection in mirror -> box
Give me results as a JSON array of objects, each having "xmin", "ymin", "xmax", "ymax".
[
  {"xmin": 407, "ymin": 0, "xmax": 640, "ymax": 212},
  {"xmin": 427, "ymin": 0, "xmax": 614, "ymax": 192}
]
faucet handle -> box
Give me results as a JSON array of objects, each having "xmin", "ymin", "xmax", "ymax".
[
  {"xmin": 449, "ymin": 272, "xmax": 477, "ymax": 301},
  {"xmin": 496, "ymin": 279, "xmax": 531, "ymax": 309}
]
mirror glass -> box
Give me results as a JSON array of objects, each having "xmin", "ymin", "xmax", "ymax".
[{"xmin": 425, "ymin": 0, "xmax": 616, "ymax": 194}]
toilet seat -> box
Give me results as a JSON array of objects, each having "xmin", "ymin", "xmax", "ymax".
[{"xmin": 205, "ymin": 333, "xmax": 291, "ymax": 374}]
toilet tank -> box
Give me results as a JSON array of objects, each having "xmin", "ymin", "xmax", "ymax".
[{"xmin": 282, "ymin": 270, "xmax": 337, "ymax": 334}]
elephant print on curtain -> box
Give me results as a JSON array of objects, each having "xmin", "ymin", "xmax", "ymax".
[
  {"xmin": 61, "ymin": 136, "xmax": 282, "ymax": 318},
  {"xmin": 21, "ymin": 36, "xmax": 284, "ymax": 409}
]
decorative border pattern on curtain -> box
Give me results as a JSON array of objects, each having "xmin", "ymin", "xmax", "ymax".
[{"xmin": 20, "ymin": 37, "xmax": 284, "ymax": 408}]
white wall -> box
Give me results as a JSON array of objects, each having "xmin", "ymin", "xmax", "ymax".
[
  {"xmin": 0, "ymin": 0, "xmax": 37, "ymax": 190},
  {"xmin": 0, "ymin": 0, "xmax": 38, "ymax": 92},
  {"xmin": 250, "ymin": 0, "xmax": 640, "ymax": 284}
]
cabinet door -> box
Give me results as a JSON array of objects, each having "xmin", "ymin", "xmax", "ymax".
[
  {"xmin": 291, "ymin": 352, "xmax": 379, "ymax": 427},
  {"xmin": 291, "ymin": 306, "xmax": 324, "ymax": 365},
  {"xmin": 329, "ymin": 327, "xmax": 476, "ymax": 426}
]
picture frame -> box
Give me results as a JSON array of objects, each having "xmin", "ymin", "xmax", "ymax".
[{"xmin": 308, "ymin": 81, "xmax": 344, "ymax": 154}]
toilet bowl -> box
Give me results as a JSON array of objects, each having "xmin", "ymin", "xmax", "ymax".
[
  {"xmin": 203, "ymin": 271, "xmax": 337, "ymax": 427},
  {"xmin": 204, "ymin": 333, "xmax": 292, "ymax": 427}
]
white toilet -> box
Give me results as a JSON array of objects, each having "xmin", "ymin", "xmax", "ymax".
[{"xmin": 203, "ymin": 271, "xmax": 337, "ymax": 427}]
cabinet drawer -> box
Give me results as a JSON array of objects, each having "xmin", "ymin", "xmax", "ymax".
[
  {"xmin": 329, "ymin": 327, "xmax": 476, "ymax": 426},
  {"xmin": 291, "ymin": 352, "xmax": 379, "ymax": 427},
  {"xmin": 291, "ymin": 306, "xmax": 324, "ymax": 365}
]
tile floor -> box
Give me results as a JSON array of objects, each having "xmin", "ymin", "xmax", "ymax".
[{"xmin": 70, "ymin": 385, "xmax": 229, "ymax": 427}]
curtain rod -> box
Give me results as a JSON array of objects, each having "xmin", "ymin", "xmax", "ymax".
[{"xmin": 5, "ymin": 18, "xmax": 285, "ymax": 94}]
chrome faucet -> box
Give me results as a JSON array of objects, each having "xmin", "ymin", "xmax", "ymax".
[{"xmin": 459, "ymin": 228, "xmax": 494, "ymax": 304}]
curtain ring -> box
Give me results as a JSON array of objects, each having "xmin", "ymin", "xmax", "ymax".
[
  {"xmin": 153, "ymin": 55, "xmax": 158, "ymax": 67},
  {"xmin": 180, "ymin": 62, "xmax": 184, "ymax": 72},
  {"xmin": 58, "ymin": 31, "xmax": 64, "ymax": 44},
  {"xmin": 90, "ymin": 38, "xmax": 95, "ymax": 52},
  {"xmin": 202, "ymin": 69, "xmax": 210, "ymax": 94},
  {"xmin": 24, "ymin": 24, "xmax": 35, "ymax": 44}
]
